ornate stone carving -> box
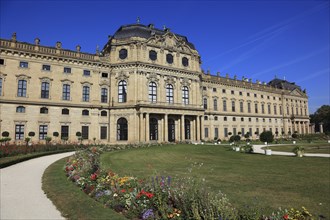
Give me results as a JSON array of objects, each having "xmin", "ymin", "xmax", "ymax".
[
  {"xmin": 115, "ymin": 71, "xmax": 129, "ymax": 84},
  {"xmin": 164, "ymin": 76, "xmax": 176, "ymax": 88},
  {"xmin": 146, "ymin": 73, "xmax": 159, "ymax": 86}
]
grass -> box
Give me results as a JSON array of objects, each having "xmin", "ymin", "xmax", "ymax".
[
  {"xmin": 42, "ymin": 157, "xmax": 127, "ymax": 220},
  {"xmin": 266, "ymin": 143, "xmax": 330, "ymax": 154},
  {"xmin": 0, "ymin": 149, "xmax": 75, "ymax": 168},
  {"xmin": 100, "ymin": 144, "xmax": 330, "ymax": 217}
]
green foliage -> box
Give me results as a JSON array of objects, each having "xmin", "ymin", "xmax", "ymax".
[
  {"xmin": 244, "ymin": 132, "xmax": 250, "ymax": 139},
  {"xmin": 45, "ymin": 136, "xmax": 52, "ymax": 143},
  {"xmin": 310, "ymin": 105, "xmax": 330, "ymax": 133},
  {"xmin": 259, "ymin": 131, "xmax": 274, "ymax": 143},
  {"xmin": 230, "ymin": 135, "xmax": 241, "ymax": 143},
  {"xmin": 53, "ymin": 132, "xmax": 59, "ymax": 137},
  {"xmin": 291, "ymin": 133, "xmax": 298, "ymax": 139},
  {"xmin": 28, "ymin": 131, "xmax": 35, "ymax": 137},
  {"xmin": 2, "ymin": 131, "xmax": 10, "ymax": 137},
  {"xmin": 76, "ymin": 131, "xmax": 82, "ymax": 137}
]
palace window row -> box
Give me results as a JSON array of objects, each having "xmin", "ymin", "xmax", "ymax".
[{"xmin": 118, "ymin": 49, "xmax": 189, "ymax": 66}]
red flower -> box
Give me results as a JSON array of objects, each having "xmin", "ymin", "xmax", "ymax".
[
  {"xmin": 283, "ymin": 214, "xmax": 289, "ymax": 220},
  {"xmin": 137, "ymin": 190, "xmax": 154, "ymax": 199},
  {"xmin": 90, "ymin": 173, "xmax": 98, "ymax": 181},
  {"xmin": 120, "ymin": 189, "xmax": 126, "ymax": 193}
]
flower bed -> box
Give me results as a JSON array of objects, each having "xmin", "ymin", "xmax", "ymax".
[{"xmin": 64, "ymin": 146, "xmax": 315, "ymax": 220}]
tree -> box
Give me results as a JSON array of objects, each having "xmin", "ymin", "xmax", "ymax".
[
  {"xmin": 229, "ymin": 135, "xmax": 241, "ymax": 143},
  {"xmin": 28, "ymin": 131, "xmax": 35, "ymax": 137},
  {"xmin": 259, "ymin": 131, "xmax": 274, "ymax": 144},
  {"xmin": 2, "ymin": 131, "xmax": 9, "ymax": 137},
  {"xmin": 310, "ymin": 105, "xmax": 330, "ymax": 133},
  {"xmin": 53, "ymin": 132, "xmax": 59, "ymax": 137}
]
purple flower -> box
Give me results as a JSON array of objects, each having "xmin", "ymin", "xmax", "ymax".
[{"xmin": 142, "ymin": 209, "xmax": 154, "ymax": 220}]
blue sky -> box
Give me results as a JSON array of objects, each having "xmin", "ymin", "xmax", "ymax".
[{"xmin": 1, "ymin": 0, "xmax": 329, "ymax": 113}]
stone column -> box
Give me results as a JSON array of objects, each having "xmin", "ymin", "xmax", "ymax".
[
  {"xmin": 145, "ymin": 113, "xmax": 149, "ymax": 142},
  {"xmin": 320, "ymin": 123, "xmax": 324, "ymax": 133},
  {"xmin": 139, "ymin": 113, "xmax": 143, "ymax": 142},
  {"xmin": 201, "ymin": 116, "xmax": 204, "ymax": 140},
  {"xmin": 164, "ymin": 114, "xmax": 168, "ymax": 142},
  {"xmin": 181, "ymin": 115, "xmax": 185, "ymax": 141},
  {"xmin": 196, "ymin": 116, "xmax": 200, "ymax": 141}
]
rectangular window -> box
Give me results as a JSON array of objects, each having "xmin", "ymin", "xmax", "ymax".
[
  {"xmin": 213, "ymin": 99, "xmax": 218, "ymax": 111},
  {"xmin": 214, "ymin": 128, "xmax": 219, "ymax": 138},
  {"xmin": 261, "ymin": 104, "xmax": 265, "ymax": 114},
  {"xmin": 61, "ymin": 125, "xmax": 69, "ymax": 139},
  {"xmin": 204, "ymin": 127, "xmax": 209, "ymax": 138},
  {"xmin": 0, "ymin": 58, "xmax": 4, "ymax": 65},
  {"xmin": 223, "ymin": 100, "xmax": 227, "ymax": 111},
  {"xmin": 233, "ymin": 128, "xmax": 237, "ymax": 136},
  {"xmin": 247, "ymin": 92, "xmax": 250, "ymax": 97},
  {"xmin": 224, "ymin": 116, "xmax": 227, "ymax": 121},
  {"xmin": 239, "ymin": 91, "xmax": 242, "ymax": 96},
  {"xmin": 268, "ymin": 105, "xmax": 271, "ymax": 114},
  {"xmin": 256, "ymin": 118, "xmax": 259, "ymax": 122},
  {"xmin": 248, "ymin": 102, "xmax": 251, "ymax": 113},
  {"xmin": 39, "ymin": 125, "xmax": 48, "ymax": 140},
  {"xmin": 82, "ymin": 86, "xmax": 90, "ymax": 102},
  {"xmin": 224, "ymin": 128, "xmax": 228, "ymax": 137},
  {"xmin": 241, "ymin": 117, "xmax": 244, "ymax": 122},
  {"xmin": 101, "ymin": 72, "xmax": 108, "ymax": 78},
  {"xmin": 213, "ymin": 88, "xmax": 217, "ymax": 92},
  {"xmin": 83, "ymin": 70, "xmax": 91, "ymax": 76},
  {"xmin": 274, "ymin": 106, "xmax": 277, "ymax": 115},
  {"xmin": 203, "ymin": 86, "xmax": 207, "ymax": 91},
  {"xmin": 15, "ymin": 124, "xmax": 24, "ymax": 140},
  {"xmin": 248, "ymin": 118, "xmax": 251, "ymax": 122},
  {"xmin": 231, "ymin": 101, "xmax": 235, "ymax": 112},
  {"xmin": 100, "ymin": 126, "xmax": 107, "ymax": 140},
  {"xmin": 62, "ymin": 84, "xmax": 70, "ymax": 100},
  {"xmin": 222, "ymin": 89, "xmax": 226, "ymax": 93},
  {"xmin": 254, "ymin": 94, "xmax": 257, "ymax": 98},
  {"xmin": 233, "ymin": 117, "xmax": 236, "ymax": 121},
  {"xmin": 249, "ymin": 128, "xmax": 252, "ymax": 136},
  {"xmin": 17, "ymin": 80, "xmax": 27, "ymax": 97},
  {"xmin": 82, "ymin": 126, "xmax": 89, "ymax": 139},
  {"xmin": 203, "ymin": 98, "xmax": 208, "ymax": 109},
  {"xmin": 231, "ymin": 90, "xmax": 234, "ymax": 95},
  {"xmin": 42, "ymin": 64, "xmax": 51, "ymax": 71},
  {"xmin": 64, "ymin": 67, "xmax": 71, "ymax": 73},
  {"xmin": 101, "ymin": 88, "xmax": 108, "ymax": 103},
  {"xmin": 0, "ymin": 78, "xmax": 2, "ymax": 96},
  {"xmin": 240, "ymin": 102, "xmax": 243, "ymax": 113},
  {"xmin": 280, "ymin": 106, "xmax": 282, "ymax": 115},
  {"xmin": 41, "ymin": 82, "xmax": 50, "ymax": 99},
  {"xmin": 19, "ymin": 61, "xmax": 28, "ymax": 68},
  {"xmin": 256, "ymin": 128, "xmax": 260, "ymax": 135}
]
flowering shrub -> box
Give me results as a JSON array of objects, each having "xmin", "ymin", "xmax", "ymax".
[{"xmin": 65, "ymin": 147, "xmax": 238, "ymax": 219}]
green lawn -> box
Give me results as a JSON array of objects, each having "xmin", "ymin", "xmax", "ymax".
[
  {"xmin": 267, "ymin": 143, "xmax": 330, "ymax": 154},
  {"xmin": 101, "ymin": 144, "xmax": 330, "ymax": 217}
]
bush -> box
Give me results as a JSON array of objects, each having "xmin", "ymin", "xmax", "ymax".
[
  {"xmin": 292, "ymin": 133, "xmax": 298, "ymax": 139},
  {"xmin": 229, "ymin": 135, "xmax": 241, "ymax": 143},
  {"xmin": 76, "ymin": 132, "xmax": 82, "ymax": 137},
  {"xmin": 259, "ymin": 131, "xmax": 274, "ymax": 143},
  {"xmin": 53, "ymin": 132, "xmax": 59, "ymax": 137},
  {"xmin": 28, "ymin": 131, "xmax": 35, "ymax": 137},
  {"xmin": 2, "ymin": 131, "xmax": 9, "ymax": 137}
]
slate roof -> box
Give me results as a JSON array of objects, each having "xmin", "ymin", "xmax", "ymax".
[
  {"xmin": 268, "ymin": 78, "xmax": 302, "ymax": 91},
  {"xmin": 111, "ymin": 24, "xmax": 196, "ymax": 50}
]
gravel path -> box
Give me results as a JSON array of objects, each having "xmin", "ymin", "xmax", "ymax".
[
  {"xmin": 253, "ymin": 144, "xmax": 330, "ymax": 157},
  {"xmin": 0, "ymin": 152, "xmax": 75, "ymax": 220}
]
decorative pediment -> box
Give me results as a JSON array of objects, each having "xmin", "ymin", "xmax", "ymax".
[
  {"xmin": 39, "ymin": 77, "xmax": 53, "ymax": 82},
  {"xmin": 164, "ymin": 76, "xmax": 176, "ymax": 88},
  {"xmin": 290, "ymin": 89, "xmax": 304, "ymax": 97},
  {"xmin": 115, "ymin": 71, "xmax": 129, "ymax": 84},
  {"xmin": 60, "ymin": 79, "xmax": 74, "ymax": 84},
  {"xmin": 146, "ymin": 73, "xmax": 159, "ymax": 86},
  {"xmin": 147, "ymin": 33, "xmax": 193, "ymax": 53},
  {"xmin": 180, "ymin": 78, "xmax": 191, "ymax": 88},
  {"xmin": 81, "ymin": 81, "xmax": 93, "ymax": 86}
]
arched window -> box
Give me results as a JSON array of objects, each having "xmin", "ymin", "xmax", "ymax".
[
  {"xmin": 149, "ymin": 82, "xmax": 157, "ymax": 103},
  {"xmin": 101, "ymin": 88, "xmax": 108, "ymax": 103},
  {"xmin": 82, "ymin": 86, "xmax": 90, "ymax": 102},
  {"xmin": 100, "ymin": 110, "xmax": 107, "ymax": 116},
  {"xmin": 213, "ymin": 99, "xmax": 218, "ymax": 111},
  {"xmin": 118, "ymin": 80, "xmax": 127, "ymax": 103},
  {"xmin": 41, "ymin": 82, "xmax": 49, "ymax": 99},
  {"xmin": 184, "ymin": 119, "xmax": 190, "ymax": 140},
  {"xmin": 82, "ymin": 109, "xmax": 89, "ymax": 116},
  {"xmin": 203, "ymin": 98, "xmax": 208, "ymax": 109},
  {"xmin": 17, "ymin": 80, "xmax": 27, "ymax": 97},
  {"xmin": 62, "ymin": 108, "xmax": 69, "ymax": 115},
  {"xmin": 182, "ymin": 86, "xmax": 189, "ymax": 105},
  {"xmin": 117, "ymin": 117, "xmax": 128, "ymax": 140},
  {"xmin": 16, "ymin": 106, "xmax": 25, "ymax": 113},
  {"xmin": 149, "ymin": 118, "xmax": 158, "ymax": 140},
  {"xmin": 40, "ymin": 107, "xmax": 48, "ymax": 114},
  {"xmin": 166, "ymin": 84, "xmax": 174, "ymax": 104}
]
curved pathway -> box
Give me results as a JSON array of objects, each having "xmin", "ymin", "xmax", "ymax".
[
  {"xmin": 253, "ymin": 144, "xmax": 330, "ymax": 157},
  {"xmin": 0, "ymin": 152, "xmax": 75, "ymax": 220}
]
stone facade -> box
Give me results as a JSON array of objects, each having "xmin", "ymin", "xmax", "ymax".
[{"xmin": 0, "ymin": 24, "xmax": 310, "ymax": 144}]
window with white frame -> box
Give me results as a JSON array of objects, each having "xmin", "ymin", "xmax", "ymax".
[
  {"xmin": 15, "ymin": 124, "xmax": 25, "ymax": 140},
  {"xmin": 62, "ymin": 84, "xmax": 70, "ymax": 100},
  {"xmin": 82, "ymin": 86, "xmax": 90, "ymax": 102},
  {"xmin": 149, "ymin": 82, "xmax": 157, "ymax": 103},
  {"xmin": 41, "ymin": 82, "xmax": 49, "ymax": 99},
  {"xmin": 118, "ymin": 80, "xmax": 127, "ymax": 103},
  {"xmin": 17, "ymin": 80, "xmax": 27, "ymax": 97},
  {"xmin": 182, "ymin": 86, "xmax": 189, "ymax": 105},
  {"xmin": 101, "ymin": 88, "xmax": 108, "ymax": 103},
  {"xmin": 39, "ymin": 125, "xmax": 48, "ymax": 140},
  {"xmin": 166, "ymin": 84, "xmax": 174, "ymax": 104}
]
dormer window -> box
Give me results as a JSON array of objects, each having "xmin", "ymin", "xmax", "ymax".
[
  {"xmin": 119, "ymin": 49, "xmax": 128, "ymax": 59},
  {"xmin": 182, "ymin": 57, "xmax": 189, "ymax": 67},
  {"xmin": 166, "ymin": 54, "xmax": 173, "ymax": 64},
  {"xmin": 149, "ymin": 50, "xmax": 157, "ymax": 61}
]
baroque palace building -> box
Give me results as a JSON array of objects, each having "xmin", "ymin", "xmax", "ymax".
[{"xmin": 0, "ymin": 23, "xmax": 311, "ymax": 144}]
